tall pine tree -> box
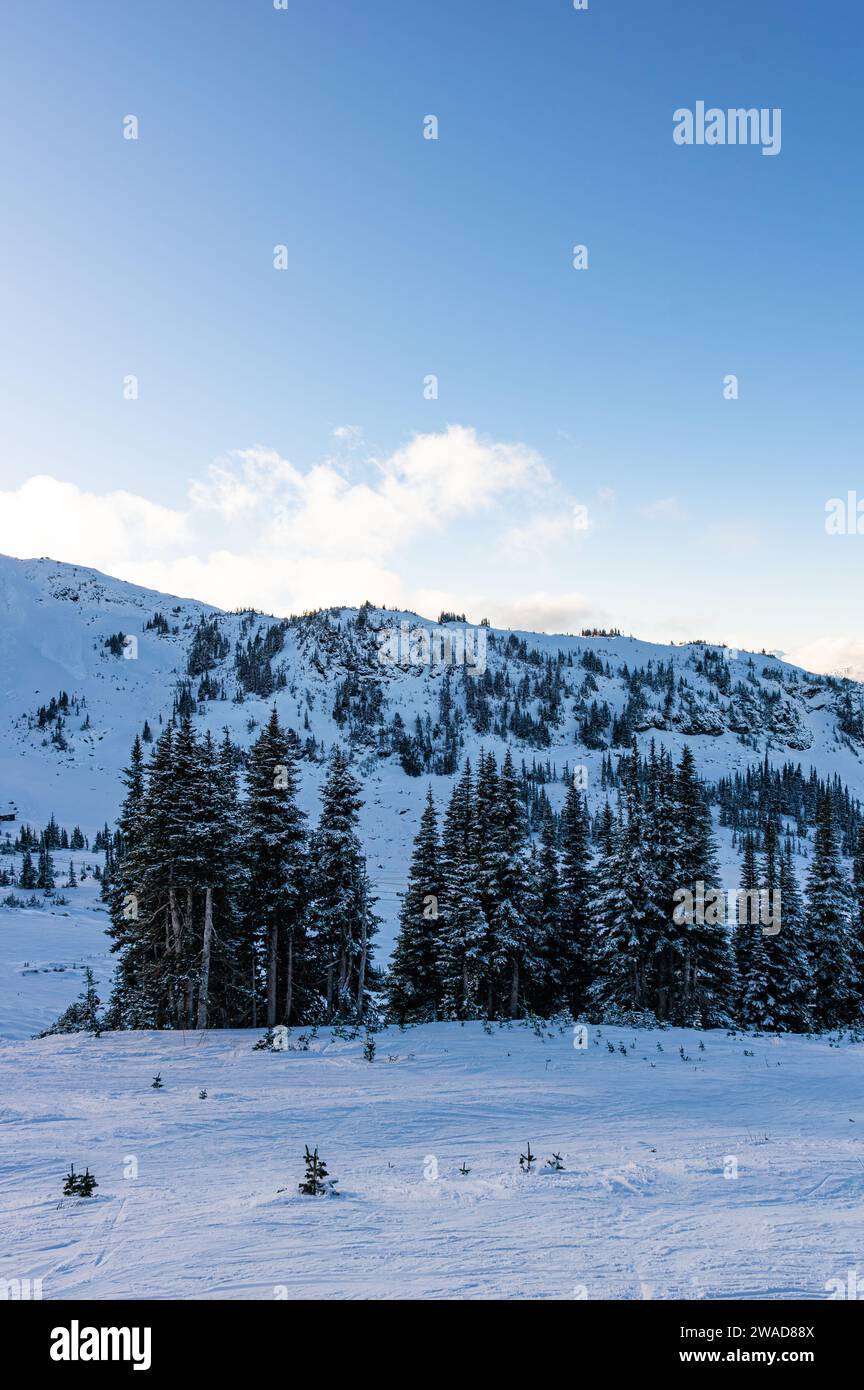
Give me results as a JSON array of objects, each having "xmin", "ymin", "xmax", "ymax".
[{"xmin": 388, "ymin": 787, "xmax": 442, "ymax": 1023}]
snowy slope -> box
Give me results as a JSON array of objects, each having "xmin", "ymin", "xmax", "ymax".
[
  {"xmin": 0, "ymin": 881, "xmax": 114, "ymax": 1042},
  {"xmin": 3, "ymin": 553, "xmax": 864, "ymax": 842},
  {"xmin": 1, "ymin": 1021, "xmax": 862, "ymax": 1300},
  {"xmin": 2, "ymin": 552, "xmax": 864, "ymax": 984},
  {"xmin": 2, "ymin": 556, "xmax": 863, "ymax": 1303}
]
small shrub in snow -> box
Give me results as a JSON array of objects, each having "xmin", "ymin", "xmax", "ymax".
[
  {"xmin": 519, "ymin": 1142, "xmax": 536, "ymax": 1173},
  {"xmin": 151, "ymin": 1072, "xmax": 163, "ymax": 1089},
  {"xmin": 297, "ymin": 1146, "xmax": 339, "ymax": 1197},
  {"xmin": 546, "ymin": 1152, "xmax": 565, "ymax": 1171},
  {"xmin": 599, "ymin": 1005, "xmax": 666, "ymax": 1030},
  {"xmin": 63, "ymin": 1165, "xmax": 98, "ymax": 1198},
  {"xmin": 363, "ymin": 1036, "xmax": 376, "ymax": 1062}
]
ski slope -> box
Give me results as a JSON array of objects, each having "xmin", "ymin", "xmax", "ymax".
[{"xmin": 0, "ymin": 1021, "xmax": 861, "ymax": 1300}]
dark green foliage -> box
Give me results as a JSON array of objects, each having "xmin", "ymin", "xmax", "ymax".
[
  {"xmin": 298, "ymin": 1146, "xmax": 338, "ymax": 1197},
  {"xmin": 63, "ymin": 1165, "xmax": 98, "ymax": 1198},
  {"xmin": 387, "ymin": 788, "xmax": 442, "ymax": 1023},
  {"xmin": 806, "ymin": 794, "xmax": 857, "ymax": 1028},
  {"xmin": 519, "ymin": 1142, "xmax": 536, "ymax": 1172}
]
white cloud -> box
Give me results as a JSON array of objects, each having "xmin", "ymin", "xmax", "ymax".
[
  {"xmin": 332, "ymin": 424, "xmax": 364, "ymax": 446},
  {"xmin": 188, "ymin": 426, "xmax": 549, "ymax": 565},
  {"xmin": 0, "ymin": 475, "xmax": 190, "ymax": 571},
  {"xmin": 0, "ymin": 427, "xmax": 558, "ymax": 618},
  {"xmin": 486, "ymin": 591, "xmax": 597, "ymax": 634},
  {"xmin": 123, "ymin": 550, "xmax": 408, "ymax": 619},
  {"xmin": 189, "ymin": 447, "xmax": 302, "ymax": 521},
  {"xmin": 785, "ymin": 636, "xmax": 864, "ymax": 683}
]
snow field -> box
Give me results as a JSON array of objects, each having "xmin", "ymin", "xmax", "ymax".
[{"xmin": 0, "ymin": 1021, "xmax": 861, "ymax": 1300}]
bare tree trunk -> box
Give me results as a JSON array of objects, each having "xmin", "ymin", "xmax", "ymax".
[
  {"xmin": 168, "ymin": 889, "xmax": 183, "ymax": 1026},
  {"xmin": 285, "ymin": 936, "xmax": 293, "ymax": 1025},
  {"xmin": 266, "ymin": 922, "xmax": 278, "ymax": 1027},
  {"xmin": 509, "ymin": 956, "xmax": 520, "ymax": 1019},
  {"xmin": 356, "ymin": 907, "xmax": 367, "ymax": 1018},
  {"xmin": 165, "ymin": 905, "xmax": 178, "ymax": 1024},
  {"xmin": 251, "ymin": 956, "xmax": 257, "ymax": 1029},
  {"xmin": 168, "ymin": 889, "xmax": 182, "ymax": 950},
  {"xmin": 197, "ymin": 886, "xmax": 214, "ymax": 1030},
  {"xmin": 184, "ymin": 889, "xmax": 195, "ymax": 1027}
]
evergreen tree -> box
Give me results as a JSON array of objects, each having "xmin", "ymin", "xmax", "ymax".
[
  {"xmin": 772, "ymin": 837, "xmax": 814, "ymax": 1031},
  {"xmin": 240, "ymin": 709, "xmax": 307, "ymax": 1027},
  {"xmin": 105, "ymin": 734, "xmax": 165, "ymax": 1028},
  {"xmin": 805, "ymin": 794, "xmax": 856, "ymax": 1028},
  {"xmin": 735, "ymin": 833, "xmax": 771, "ymax": 1028},
  {"xmin": 297, "ymin": 1145, "xmax": 338, "ymax": 1196},
  {"xmin": 388, "ymin": 787, "xmax": 443, "ymax": 1023},
  {"xmin": 530, "ymin": 809, "xmax": 563, "ymax": 1014},
  {"xmin": 488, "ymin": 750, "xmax": 532, "ymax": 1018},
  {"xmin": 851, "ymin": 824, "xmax": 864, "ymax": 1002},
  {"xmin": 472, "ymin": 750, "xmax": 503, "ymax": 1013},
  {"xmin": 194, "ymin": 730, "xmax": 242, "ymax": 1028},
  {"xmin": 37, "ymin": 836, "xmax": 55, "ymax": 891},
  {"xmin": 19, "ymin": 848, "xmax": 37, "ymax": 890},
  {"xmin": 108, "ymin": 724, "xmax": 244, "ymax": 1030},
  {"xmin": 438, "ymin": 761, "xmax": 485, "ymax": 1019},
  {"xmin": 556, "ymin": 781, "xmax": 593, "ymax": 1013},
  {"xmin": 670, "ymin": 746, "xmax": 735, "ymax": 1026},
  {"xmin": 307, "ymin": 748, "xmax": 378, "ymax": 1022},
  {"xmin": 63, "ymin": 1165, "xmax": 98, "ymax": 1198},
  {"xmin": 590, "ymin": 754, "xmax": 659, "ymax": 1016}
]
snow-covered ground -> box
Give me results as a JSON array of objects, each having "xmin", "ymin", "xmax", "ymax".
[
  {"xmin": 1, "ymin": 1020, "xmax": 861, "ymax": 1300},
  {"xmin": 0, "ymin": 880, "xmax": 114, "ymax": 1042},
  {"xmin": 2, "ymin": 553, "xmax": 863, "ymax": 1302}
]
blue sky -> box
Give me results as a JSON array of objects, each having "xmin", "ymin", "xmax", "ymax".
[{"xmin": 0, "ymin": 0, "xmax": 862, "ymax": 672}]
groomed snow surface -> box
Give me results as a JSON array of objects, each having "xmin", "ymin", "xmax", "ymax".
[{"xmin": 1, "ymin": 1018, "xmax": 862, "ymax": 1301}]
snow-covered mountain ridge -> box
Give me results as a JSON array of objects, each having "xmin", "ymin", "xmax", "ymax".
[{"xmin": 1, "ymin": 552, "xmax": 863, "ymax": 952}]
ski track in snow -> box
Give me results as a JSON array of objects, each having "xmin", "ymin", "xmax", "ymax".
[{"xmin": 0, "ymin": 1021, "xmax": 861, "ymax": 1300}]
